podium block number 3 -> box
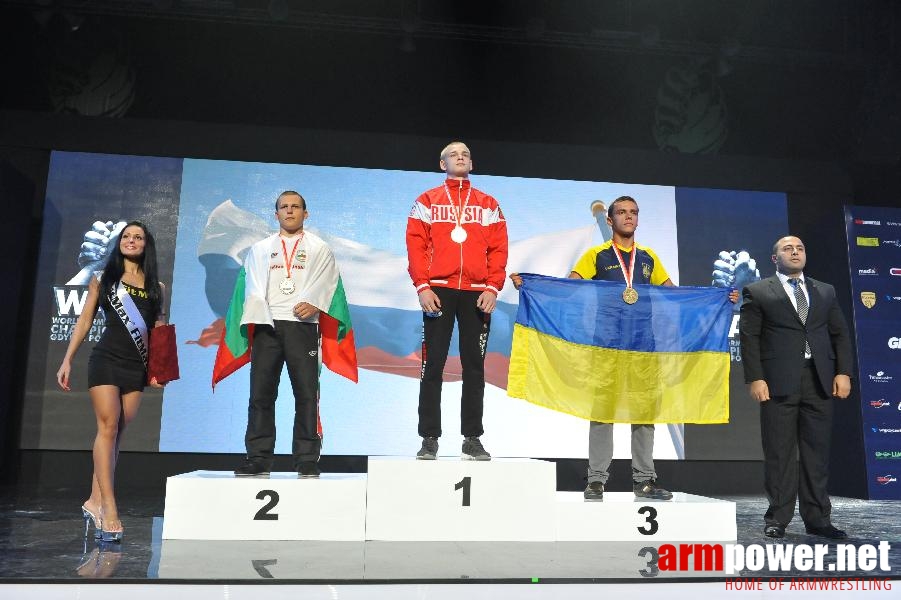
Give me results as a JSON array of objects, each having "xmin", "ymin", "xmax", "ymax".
[
  {"xmin": 636, "ymin": 506, "xmax": 658, "ymax": 535},
  {"xmin": 254, "ymin": 490, "xmax": 280, "ymax": 521},
  {"xmin": 454, "ymin": 476, "xmax": 471, "ymax": 507}
]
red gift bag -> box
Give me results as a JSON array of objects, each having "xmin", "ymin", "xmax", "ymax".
[{"xmin": 148, "ymin": 324, "xmax": 180, "ymax": 385}]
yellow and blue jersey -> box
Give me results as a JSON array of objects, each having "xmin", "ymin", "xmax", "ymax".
[{"xmin": 571, "ymin": 240, "xmax": 669, "ymax": 285}]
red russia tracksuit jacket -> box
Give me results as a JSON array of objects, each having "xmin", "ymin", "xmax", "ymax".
[{"xmin": 406, "ymin": 178, "xmax": 508, "ymax": 294}]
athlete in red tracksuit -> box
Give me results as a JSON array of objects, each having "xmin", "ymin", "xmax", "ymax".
[{"xmin": 406, "ymin": 141, "xmax": 508, "ymax": 461}]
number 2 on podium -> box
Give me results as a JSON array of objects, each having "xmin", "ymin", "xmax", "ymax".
[
  {"xmin": 254, "ymin": 490, "xmax": 280, "ymax": 520},
  {"xmin": 454, "ymin": 476, "xmax": 471, "ymax": 506}
]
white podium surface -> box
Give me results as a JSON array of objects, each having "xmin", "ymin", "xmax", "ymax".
[
  {"xmin": 159, "ymin": 465, "xmax": 737, "ymax": 546},
  {"xmin": 161, "ymin": 470, "xmax": 367, "ymax": 541},
  {"xmin": 555, "ymin": 491, "xmax": 737, "ymax": 542},
  {"xmin": 364, "ymin": 457, "xmax": 557, "ymax": 541}
]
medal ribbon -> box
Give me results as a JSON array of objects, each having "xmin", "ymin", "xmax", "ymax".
[
  {"xmin": 611, "ymin": 242, "xmax": 637, "ymax": 289},
  {"xmin": 280, "ymin": 235, "xmax": 303, "ymax": 279},
  {"xmin": 443, "ymin": 182, "xmax": 472, "ymax": 232}
]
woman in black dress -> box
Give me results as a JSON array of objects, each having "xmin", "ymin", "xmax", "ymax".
[{"xmin": 56, "ymin": 221, "xmax": 166, "ymax": 543}]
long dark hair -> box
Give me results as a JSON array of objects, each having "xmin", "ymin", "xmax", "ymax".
[{"xmin": 99, "ymin": 221, "xmax": 162, "ymax": 320}]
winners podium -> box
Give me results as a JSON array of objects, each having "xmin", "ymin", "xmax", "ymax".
[
  {"xmin": 162, "ymin": 457, "xmax": 736, "ymax": 543},
  {"xmin": 161, "ymin": 471, "xmax": 367, "ymax": 541}
]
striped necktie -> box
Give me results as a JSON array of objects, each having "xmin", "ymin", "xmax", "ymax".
[{"xmin": 789, "ymin": 278, "xmax": 811, "ymax": 355}]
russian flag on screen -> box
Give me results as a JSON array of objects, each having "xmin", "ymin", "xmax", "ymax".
[{"xmin": 329, "ymin": 225, "xmax": 597, "ymax": 389}]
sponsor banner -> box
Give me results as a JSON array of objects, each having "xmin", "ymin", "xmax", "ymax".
[
  {"xmin": 867, "ymin": 398, "xmax": 894, "ymax": 409},
  {"xmin": 845, "ymin": 205, "xmax": 901, "ymax": 499},
  {"xmin": 860, "ymin": 291, "xmax": 876, "ymax": 308},
  {"xmin": 874, "ymin": 450, "xmax": 901, "ymax": 459}
]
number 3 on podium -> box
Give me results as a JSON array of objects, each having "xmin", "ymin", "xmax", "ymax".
[{"xmin": 637, "ymin": 505, "xmax": 659, "ymax": 535}]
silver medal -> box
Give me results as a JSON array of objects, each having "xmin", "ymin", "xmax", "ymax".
[{"xmin": 279, "ymin": 278, "xmax": 296, "ymax": 295}]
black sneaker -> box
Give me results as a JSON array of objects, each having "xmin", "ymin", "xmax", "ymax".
[
  {"xmin": 297, "ymin": 462, "xmax": 320, "ymax": 479},
  {"xmin": 633, "ymin": 479, "xmax": 673, "ymax": 500},
  {"xmin": 462, "ymin": 436, "xmax": 491, "ymax": 461},
  {"xmin": 584, "ymin": 481, "xmax": 605, "ymax": 501},
  {"xmin": 234, "ymin": 458, "xmax": 270, "ymax": 477},
  {"xmin": 416, "ymin": 437, "xmax": 439, "ymax": 460}
]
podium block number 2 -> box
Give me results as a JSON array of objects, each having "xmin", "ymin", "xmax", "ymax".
[
  {"xmin": 454, "ymin": 476, "xmax": 471, "ymax": 507},
  {"xmin": 254, "ymin": 490, "xmax": 280, "ymax": 521}
]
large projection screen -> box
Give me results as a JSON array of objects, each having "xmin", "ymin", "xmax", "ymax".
[{"xmin": 21, "ymin": 151, "xmax": 788, "ymax": 460}]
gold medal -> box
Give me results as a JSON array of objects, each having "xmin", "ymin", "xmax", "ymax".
[
  {"xmin": 612, "ymin": 240, "xmax": 639, "ymax": 305},
  {"xmin": 451, "ymin": 226, "xmax": 468, "ymax": 243},
  {"xmin": 444, "ymin": 183, "xmax": 472, "ymax": 245}
]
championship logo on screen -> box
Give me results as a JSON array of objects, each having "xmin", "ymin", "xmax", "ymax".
[
  {"xmin": 861, "ymin": 292, "xmax": 876, "ymax": 309},
  {"xmin": 876, "ymin": 474, "xmax": 897, "ymax": 485},
  {"xmin": 857, "ymin": 268, "xmax": 878, "ymax": 276},
  {"xmin": 869, "ymin": 399, "xmax": 890, "ymax": 408},
  {"xmin": 854, "ymin": 219, "xmax": 882, "ymax": 226},
  {"xmin": 857, "ymin": 237, "xmax": 879, "ymax": 247},
  {"xmin": 889, "ymin": 337, "xmax": 901, "ymax": 350},
  {"xmin": 49, "ymin": 221, "xmax": 125, "ymax": 343},
  {"xmin": 869, "ymin": 371, "xmax": 893, "ymax": 383}
]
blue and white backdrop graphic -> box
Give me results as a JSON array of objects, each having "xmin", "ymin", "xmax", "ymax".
[{"xmin": 24, "ymin": 151, "xmax": 788, "ymax": 462}]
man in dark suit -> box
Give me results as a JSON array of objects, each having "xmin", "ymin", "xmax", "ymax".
[{"xmin": 739, "ymin": 236, "xmax": 853, "ymax": 540}]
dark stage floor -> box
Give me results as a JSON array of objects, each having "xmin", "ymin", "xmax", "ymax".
[{"xmin": 0, "ymin": 483, "xmax": 898, "ymax": 583}]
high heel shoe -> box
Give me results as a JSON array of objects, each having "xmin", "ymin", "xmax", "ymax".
[
  {"xmin": 81, "ymin": 505, "xmax": 102, "ymax": 540},
  {"xmin": 99, "ymin": 521, "xmax": 124, "ymax": 543}
]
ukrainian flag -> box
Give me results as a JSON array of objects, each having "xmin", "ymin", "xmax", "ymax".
[{"xmin": 507, "ymin": 274, "xmax": 732, "ymax": 424}]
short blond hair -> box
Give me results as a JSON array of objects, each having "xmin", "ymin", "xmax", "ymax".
[{"xmin": 440, "ymin": 141, "xmax": 470, "ymax": 161}]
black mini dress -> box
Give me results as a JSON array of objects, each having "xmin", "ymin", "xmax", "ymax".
[{"xmin": 87, "ymin": 282, "xmax": 157, "ymax": 393}]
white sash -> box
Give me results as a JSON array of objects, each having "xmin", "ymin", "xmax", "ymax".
[{"xmin": 107, "ymin": 282, "xmax": 149, "ymax": 366}]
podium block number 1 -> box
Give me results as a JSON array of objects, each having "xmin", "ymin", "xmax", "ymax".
[
  {"xmin": 454, "ymin": 476, "xmax": 471, "ymax": 507},
  {"xmin": 254, "ymin": 490, "xmax": 280, "ymax": 521}
]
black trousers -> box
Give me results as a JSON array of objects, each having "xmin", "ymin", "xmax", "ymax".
[
  {"xmin": 418, "ymin": 287, "xmax": 490, "ymax": 438},
  {"xmin": 760, "ymin": 363, "xmax": 833, "ymax": 528},
  {"xmin": 245, "ymin": 321, "xmax": 321, "ymax": 467}
]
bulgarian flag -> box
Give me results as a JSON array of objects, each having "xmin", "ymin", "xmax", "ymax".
[{"xmin": 212, "ymin": 267, "xmax": 359, "ymax": 388}]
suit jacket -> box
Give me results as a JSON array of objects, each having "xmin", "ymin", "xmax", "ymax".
[{"xmin": 739, "ymin": 275, "xmax": 853, "ymax": 397}]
